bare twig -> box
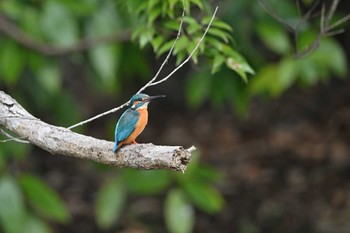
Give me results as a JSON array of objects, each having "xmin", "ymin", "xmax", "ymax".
[
  {"xmin": 0, "ymin": 14, "xmax": 130, "ymax": 56},
  {"xmin": 68, "ymin": 1, "xmax": 218, "ymax": 130},
  {"xmin": 260, "ymin": 0, "xmax": 350, "ymax": 58},
  {"xmin": 68, "ymin": 0, "xmax": 187, "ymax": 130},
  {"xmin": 0, "ymin": 129, "xmax": 29, "ymax": 144},
  {"xmin": 137, "ymin": 0, "xmax": 186, "ymax": 94},
  {"xmin": 149, "ymin": 6, "xmax": 218, "ymax": 87},
  {"xmin": 67, "ymin": 103, "xmax": 129, "ymax": 130},
  {"xmin": 258, "ymin": 0, "xmax": 295, "ymax": 33}
]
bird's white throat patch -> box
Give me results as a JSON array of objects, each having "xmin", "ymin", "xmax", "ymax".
[{"xmin": 138, "ymin": 102, "xmax": 149, "ymax": 109}]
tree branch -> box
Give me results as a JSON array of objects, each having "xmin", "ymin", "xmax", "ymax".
[
  {"xmin": 0, "ymin": 14, "xmax": 130, "ymax": 56},
  {"xmin": 0, "ymin": 91, "xmax": 193, "ymax": 172}
]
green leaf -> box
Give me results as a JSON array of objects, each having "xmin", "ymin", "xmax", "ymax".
[
  {"xmin": 182, "ymin": 181, "xmax": 224, "ymax": 213},
  {"xmin": 121, "ymin": 169, "xmax": 171, "ymax": 195},
  {"xmin": 0, "ymin": 176, "xmax": 26, "ymax": 233},
  {"xmin": 19, "ymin": 174, "xmax": 70, "ymax": 224},
  {"xmin": 224, "ymin": 47, "xmax": 254, "ymax": 82},
  {"xmin": 0, "ymin": 0, "xmax": 22, "ymax": 19},
  {"xmin": 86, "ymin": 2, "xmax": 122, "ymax": 88},
  {"xmin": 256, "ymin": 21, "xmax": 290, "ymax": 54},
  {"xmin": 24, "ymin": 216, "xmax": 52, "ymax": 233},
  {"xmin": 183, "ymin": 16, "xmax": 201, "ymax": 35},
  {"xmin": 173, "ymin": 36, "xmax": 189, "ymax": 55},
  {"xmin": 36, "ymin": 63, "xmax": 61, "ymax": 93},
  {"xmin": 148, "ymin": 6, "xmax": 161, "ymax": 26},
  {"xmin": 40, "ymin": 1, "xmax": 78, "ymax": 45},
  {"xmin": 190, "ymin": 0, "xmax": 203, "ymax": 9},
  {"xmin": 202, "ymin": 17, "xmax": 233, "ymax": 32},
  {"xmin": 206, "ymin": 37, "xmax": 224, "ymax": 52},
  {"xmin": 0, "ymin": 41, "xmax": 24, "ymax": 85},
  {"xmin": 95, "ymin": 178, "xmax": 126, "ymax": 230},
  {"xmin": 211, "ymin": 54, "xmax": 226, "ymax": 74},
  {"xmin": 163, "ymin": 20, "xmax": 181, "ymax": 31},
  {"xmin": 186, "ymin": 71, "xmax": 211, "ymax": 107},
  {"xmin": 165, "ymin": 189, "xmax": 194, "ymax": 233},
  {"xmin": 89, "ymin": 44, "xmax": 120, "ymax": 87},
  {"xmin": 157, "ymin": 39, "xmax": 175, "ymax": 57},
  {"xmin": 151, "ymin": 36, "xmax": 164, "ymax": 52},
  {"xmin": 277, "ymin": 57, "xmax": 297, "ymax": 90},
  {"xmin": 310, "ymin": 38, "xmax": 347, "ymax": 77},
  {"xmin": 212, "ymin": 20, "xmax": 234, "ymax": 32},
  {"xmin": 249, "ymin": 64, "xmax": 280, "ymax": 96},
  {"xmin": 207, "ymin": 28, "xmax": 232, "ymax": 43}
]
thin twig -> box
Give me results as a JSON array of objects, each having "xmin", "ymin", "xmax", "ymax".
[
  {"xmin": 327, "ymin": 14, "xmax": 350, "ymax": 31},
  {"xmin": 67, "ymin": 103, "xmax": 129, "ymax": 130},
  {"xmin": 258, "ymin": 0, "xmax": 295, "ymax": 33},
  {"xmin": 137, "ymin": 0, "xmax": 185, "ymax": 94},
  {"xmin": 68, "ymin": 0, "xmax": 186, "ymax": 130},
  {"xmin": 68, "ymin": 1, "xmax": 218, "ymax": 130},
  {"xmin": 260, "ymin": 0, "xmax": 350, "ymax": 58},
  {"xmin": 320, "ymin": 3, "xmax": 326, "ymax": 34},
  {"xmin": 0, "ymin": 129, "xmax": 29, "ymax": 144},
  {"xmin": 149, "ymin": 7, "xmax": 218, "ymax": 87},
  {"xmin": 326, "ymin": 0, "xmax": 340, "ymax": 24}
]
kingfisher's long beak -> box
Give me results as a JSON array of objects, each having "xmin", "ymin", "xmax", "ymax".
[{"xmin": 143, "ymin": 95, "xmax": 166, "ymax": 102}]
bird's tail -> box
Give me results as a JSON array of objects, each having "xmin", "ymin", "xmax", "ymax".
[{"xmin": 113, "ymin": 143, "xmax": 118, "ymax": 153}]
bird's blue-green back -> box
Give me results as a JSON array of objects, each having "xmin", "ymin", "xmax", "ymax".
[{"xmin": 113, "ymin": 108, "xmax": 139, "ymax": 152}]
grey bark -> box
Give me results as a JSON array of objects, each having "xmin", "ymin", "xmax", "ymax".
[{"xmin": 0, "ymin": 91, "xmax": 193, "ymax": 172}]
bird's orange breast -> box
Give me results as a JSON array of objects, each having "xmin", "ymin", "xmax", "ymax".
[{"xmin": 120, "ymin": 109, "xmax": 148, "ymax": 146}]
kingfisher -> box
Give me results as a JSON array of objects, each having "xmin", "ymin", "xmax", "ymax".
[{"xmin": 113, "ymin": 93, "xmax": 165, "ymax": 152}]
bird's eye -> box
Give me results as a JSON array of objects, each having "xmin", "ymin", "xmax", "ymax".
[{"xmin": 138, "ymin": 98, "xmax": 142, "ymax": 101}]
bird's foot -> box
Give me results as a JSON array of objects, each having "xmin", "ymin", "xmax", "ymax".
[{"xmin": 132, "ymin": 140, "xmax": 138, "ymax": 144}]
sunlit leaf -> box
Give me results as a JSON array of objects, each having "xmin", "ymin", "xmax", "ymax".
[
  {"xmin": 95, "ymin": 178, "xmax": 126, "ymax": 229},
  {"xmin": 148, "ymin": 6, "xmax": 161, "ymax": 26},
  {"xmin": 163, "ymin": 20, "xmax": 181, "ymax": 31},
  {"xmin": 310, "ymin": 38, "xmax": 347, "ymax": 77},
  {"xmin": 207, "ymin": 28, "xmax": 232, "ymax": 43},
  {"xmin": 202, "ymin": 17, "xmax": 233, "ymax": 32},
  {"xmin": 157, "ymin": 39, "xmax": 176, "ymax": 57},
  {"xmin": 19, "ymin": 174, "xmax": 70, "ymax": 224},
  {"xmin": 174, "ymin": 36, "xmax": 189, "ymax": 55},
  {"xmin": 0, "ymin": 176, "xmax": 26, "ymax": 233},
  {"xmin": 211, "ymin": 54, "xmax": 226, "ymax": 74},
  {"xmin": 165, "ymin": 189, "xmax": 194, "ymax": 233},
  {"xmin": 256, "ymin": 21, "xmax": 290, "ymax": 54},
  {"xmin": 151, "ymin": 36, "xmax": 164, "ymax": 52}
]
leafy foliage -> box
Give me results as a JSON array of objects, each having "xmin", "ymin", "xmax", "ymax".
[
  {"xmin": 19, "ymin": 173, "xmax": 70, "ymax": 223},
  {"xmin": 0, "ymin": 0, "xmax": 348, "ymax": 232},
  {"xmin": 129, "ymin": 0, "xmax": 254, "ymax": 81}
]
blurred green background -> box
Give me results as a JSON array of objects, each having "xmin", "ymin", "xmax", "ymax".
[{"xmin": 0, "ymin": 0, "xmax": 349, "ymax": 232}]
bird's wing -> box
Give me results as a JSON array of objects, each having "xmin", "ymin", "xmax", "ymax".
[{"xmin": 115, "ymin": 109, "xmax": 139, "ymax": 146}]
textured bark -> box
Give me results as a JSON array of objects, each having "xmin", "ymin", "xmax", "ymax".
[{"xmin": 0, "ymin": 91, "xmax": 193, "ymax": 171}]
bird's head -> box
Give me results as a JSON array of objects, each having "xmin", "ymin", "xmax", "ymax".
[{"xmin": 129, "ymin": 93, "xmax": 166, "ymax": 110}]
